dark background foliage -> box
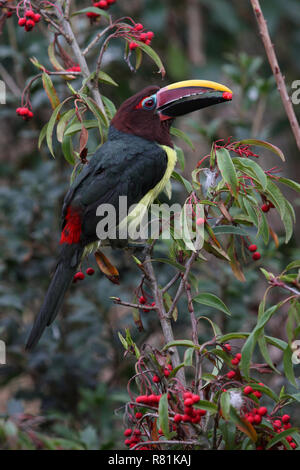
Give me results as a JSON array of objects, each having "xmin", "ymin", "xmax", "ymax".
[{"xmin": 0, "ymin": 0, "xmax": 299, "ymax": 449}]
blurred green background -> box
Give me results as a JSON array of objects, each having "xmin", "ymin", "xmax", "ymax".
[{"xmin": 0, "ymin": 0, "xmax": 299, "ymax": 449}]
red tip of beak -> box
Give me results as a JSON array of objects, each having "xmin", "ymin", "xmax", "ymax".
[{"xmin": 222, "ymin": 91, "xmax": 232, "ymax": 100}]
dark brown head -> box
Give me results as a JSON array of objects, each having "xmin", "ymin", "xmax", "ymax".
[{"xmin": 111, "ymin": 80, "xmax": 233, "ymax": 147}]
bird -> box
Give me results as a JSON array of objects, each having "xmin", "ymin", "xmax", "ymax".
[{"xmin": 26, "ymin": 79, "xmax": 232, "ymax": 349}]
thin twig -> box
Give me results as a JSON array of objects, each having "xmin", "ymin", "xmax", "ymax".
[
  {"xmin": 162, "ymin": 272, "xmax": 181, "ymax": 294},
  {"xmin": 113, "ymin": 299, "xmax": 156, "ymax": 310},
  {"xmin": 54, "ymin": 1, "xmax": 108, "ymax": 124},
  {"xmin": 143, "ymin": 251, "xmax": 186, "ymax": 386},
  {"xmin": 250, "ymin": 0, "xmax": 300, "ymax": 151}
]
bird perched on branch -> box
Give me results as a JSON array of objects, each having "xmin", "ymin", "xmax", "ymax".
[{"xmin": 26, "ymin": 79, "xmax": 232, "ymax": 349}]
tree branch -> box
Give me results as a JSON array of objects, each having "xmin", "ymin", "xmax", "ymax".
[{"xmin": 250, "ymin": 0, "xmax": 300, "ymax": 151}]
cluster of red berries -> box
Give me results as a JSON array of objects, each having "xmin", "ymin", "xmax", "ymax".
[
  {"xmin": 73, "ymin": 268, "xmax": 95, "ymax": 282},
  {"xmin": 123, "ymin": 428, "xmax": 148, "ymax": 450},
  {"xmin": 243, "ymin": 384, "xmax": 262, "ymax": 399},
  {"xmin": 66, "ymin": 66, "xmax": 81, "ymax": 73},
  {"xmin": 18, "ymin": 10, "xmax": 41, "ymax": 31},
  {"xmin": 86, "ymin": 0, "xmax": 116, "ymax": 18},
  {"xmin": 261, "ymin": 201, "xmax": 275, "ymax": 213},
  {"xmin": 173, "ymin": 392, "xmax": 206, "ymax": 425},
  {"xmin": 16, "ymin": 107, "xmax": 34, "ymax": 120},
  {"xmin": 138, "ymin": 295, "xmax": 156, "ymax": 311},
  {"xmin": 152, "ymin": 363, "xmax": 173, "ymax": 382},
  {"xmin": 128, "ymin": 23, "xmax": 155, "ymax": 50},
  {"xmin": 248, "ymin": 244, "xmax": 261, "ymax": 261}
]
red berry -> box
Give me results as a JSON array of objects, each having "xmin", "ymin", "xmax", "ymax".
[
  {"xmin": 25, "ymin": 10, "xmax": 35, "ymax": 19},
  {"xmin": 198, "ymin": 409, "xmax": 206, "ymax": 416},
  {"xmin": 261, "ymin": 203, "xmax": 270, "ymax": 213},
  {"xmin": 151, "ymin": 302, "xmax": 156, "ymax": 307},
  {"xmin": 248, "ymin": 244, "xmax": 257, "ymax": 252},
  {"xmin": 18, "ymin": 17, "xmax": 26, "ymax": 26},
  {"xmin": 174, "ymin": 414, "xmax": 182, "ymax": 423},
  {"xmin": 86, "ymin": 268, "xmax": 95, "ymax": 275},
  {"xmin": 34, "ymin": 13, "xmax": 41, "ymax": 23},
  {"xmin": 152, "ymin": 375, "xmax": 160, "ymax": 383},
  {"xmin": 133, "ymin": 429, "xmax": 141, "ymax": 436},
  {"xmin": 107, "ymin": 0, "xmax": 116, "ymax": 4},
  {"xmin": 147, "ymin": 31, "xmax": 154, "ymax": 40},
  {"xmin": 224, "ymin": 343, "xmax": 231, "ymax": 352},
  {"xmin": 145, "ymin": 39, "xmax": 152, "ymax": 46},
  {"xmin": 86, "ymin": 12, "xmax": 99, "ymax": 18},
  {"xmin": 98, "ymin": 0, "xmax": 108, "ymax": 8},
  {"xmin": 253, "ymin": 414, "xmax": 262, "ymax": 424},
  {"xmin": 283, "ymin": 423, "xmax": 291, "ymax": 430},
  {"xmin": 124, "ymin": 428, "xmax": 132, "ymax": 437},
  {"xmin": 258, "ymin": 406, "xmax": 267, "ymax": 416},
  {"xmin": 139, "ymin": 296, "xmax": 146, "ymax": 304},
  {"xmin": 247, "ymin": 415, "xmax": 254, "ymax": 423},
  {"xmin": 129, "ymin": 41, "xmax": 138, "ymax": 50},
  {"xmin": 235, "ymin": 353, "xmax": 242, "ymax": 360},
  {"xmin": 268, "ymin": 201, "xmax": 275, "ymax": 208},
  {"xmin": 286, "ymin": 436, "xmax": 293, "ymax": 443},
  {"xmin": 243, "ymin": 386, "xmax": 253, "ymax": 395},
  {"xmin": 226, "ymin": 371, "xmax": 236, "ymax": 379},
  {"xmin": 74, "ymin": 271, "xmax": 85, "ymax": 281},
  {"xmin": 135, "ymin": 412, "xmax": 143, "ymax": 419},
  {"xmin": 273, "ymin": 420, "xmax": 282, "ymax": 429},
  {"xmin": 25, "ymin": 19, "xmax": 35, "ymax": 30},
  {"xmin": 183, "ymin": 392, "xmax": 193, "ymax": 399},
  {"xmin": 290, "ymin": 442, "xmax": 297, "ymax": 449},
  {"xmin": 282, "ymin": 414, "xmax": 290, "ymax": 423},
  {"xmin": 252, "ymin": 252, "xmax": 261, "ymax": 261},
  {"xmin": 166, "ymin": 364, "xmax": 173, "ymax": 370},
  {"xmin": 192, "ymin": 394, "xmax": 200, "ymax": 404},
  {"xmin": 6, "ymin": 11, "xmax": 13, "ymax": 18},
  {"xmin": 231, "ymin": 357, "xmax": 239, "ymax": 366},
  {"xmin": 139, "ymin": 33, "xmax": 148, "ymax": 42},
  {"xmin": 184, "ymin": 398, "xmax": 193, "ymax": 407},
  {"xmin": 253, "ymin": 391, "xmax": 262, "ymax": 399},
  {"xmin": 136, "ymin": 395, "xmax": 147, "ymax": 403},
  {"xmin": 124, "ymin": 439, "xmax": 131, "ymax": 446},
  {"xmin": 182, "ymin": 414, "xmax": 191, "ymax": 422},
  {"xmin": 133, "ymin": 23, "xmax": 143, "ymax": 31},
  {"xmin": 164, "ymin": 369, "xmax": 170, "ymax": 378}
]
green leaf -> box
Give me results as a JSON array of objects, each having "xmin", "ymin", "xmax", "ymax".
[
  {"xmin": 193, "ymin": 292, "xmax": 231, "ymax": 316},
  {"xmin": 283, "ymin": 345, "xmax": 297, "ymax": 387},
  {"xmin": 172, "ymin": 171, "xmax": 193, "ymax": 193},
  {"xmin": 134, "ymin": 41, "xmax": 165, "ymax": 77},
  {"xmin": 257, "ymin": 334, "xmax": 280, "ymax": 374},
  {"xmin": 62, "ymin": 135, "xmax": 75, "ymax": 165},
  {"xmin": 232, "ymin": 157, "xmax": 267, "ymax": 190},
  {"xmin": 72, "ymin": 6, "xmax": 110, "ymax": 19},
  {"xmin": 213, "ymin": 225, "xmax": 250, "ymax": 237},
  {"xmin": 163, "ymin": 340, "xmax": 199, "ymax": 350},
  {"xmin": 102, "ymin": 96, "xmax": 117, "ymax": 120},
  {"xmin": 229, "ymin": 406, "xmax": 257, "ymax": 442},
  {"xmin": 170, "ymin": 127, "xmax": 195, "ymax": 150},
  {"xmin": 174, "ymin": 145, "xmax": 185, "ymax": 171},
  {"xmin": 233, "ymin": 139, "xmax": 285, "ymax": 161},
  {"xmin": 266, "ymin": 428, "xmax": 300, "ymax": 449},
  {"xmin": 64, "ymin": 119, "xmax": 99, "ymax": 136},
  {"xmin": 220, "ymin": 392, "xmax": 231, "ymax": 420},
  {"xmin": 97, "ymin": 71, "xmax": 118, "ymax": 87},
  {"xmin": 193, "ymin": 400, "xmax": 218, "ymax": 414},
  {"xmin": 42, "ymin": 72, "xmax": 60, "ymax": 110},
  {"xmin": 283, "ymin": 260, "xmax": 300, "ymax": 273},
  {"xmin": 240, "ymin": 305, "xmax": 279, "ymax": 378},
  {"xmin": 216, "ymin": 148, "xmax": 238, "ymax": 196},
  {"xmin": 278, "ymin": 177, "xmax": 300, "ymax": 193},
  {"xmin": 46, "ymin": 101, "xmax": 66, "ymax": 157},
  {"xmin": 158, "ymin": 394, "xmax": 171, "ymax": 438},
  {"xmin": 57, "ymin": 109, "xmax": 76, "ymax": 142},
  {"xmin": 184, "ymin": 347, "xmax": 194, "ymax": 366},
  {"xmin": 38, "ymin": 122, "xmax": 48, "ymax": 149}
]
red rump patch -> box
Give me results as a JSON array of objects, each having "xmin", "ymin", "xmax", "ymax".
[{"xmin": 60, "ymin": 207, "xmax": 82, "ymax": 244}]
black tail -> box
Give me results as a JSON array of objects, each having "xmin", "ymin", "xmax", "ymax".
[{"xmin": 26, "ymin": 244, "xmax": 83, "ymax": 350}]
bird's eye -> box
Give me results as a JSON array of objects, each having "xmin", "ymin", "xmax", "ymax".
[{"xmin": 141, "ymin": 95, "xmax": 156, "ymax": 110}]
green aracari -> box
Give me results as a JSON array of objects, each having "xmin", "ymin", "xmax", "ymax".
[{"xmin": 26, "ymin": 79, "xmax": 233, "ymax": 349}]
